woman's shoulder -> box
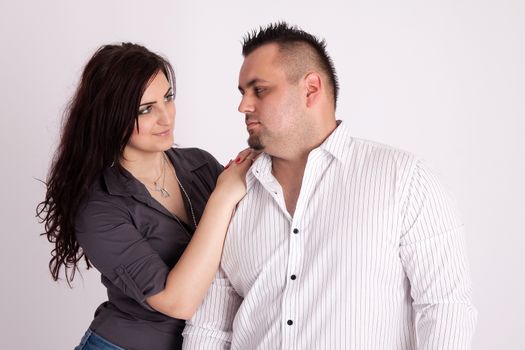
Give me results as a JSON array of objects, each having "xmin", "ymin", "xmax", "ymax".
[
  {"xmin": 76, "ymin": 182, "xmax": 132, "ymax": 233},
  {"xmin": 78, "ymin": 169, "xmax": 136, "ymax": 218},
  {"xmin": 167, "ymin": 147, "xmax": 222, "ymax": 171},
  {"xmin": 167, "ymin": 147, "xmax": 224, "ymax": 187}
]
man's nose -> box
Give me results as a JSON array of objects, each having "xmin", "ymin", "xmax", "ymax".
[{"xmin": 238, "ymin": 95, "xmax": 255, "ymax": 114}]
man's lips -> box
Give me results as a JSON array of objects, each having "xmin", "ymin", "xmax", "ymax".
[{"xmin": 246, "ymin": 121, "xmax": 260, "ymax": 130}]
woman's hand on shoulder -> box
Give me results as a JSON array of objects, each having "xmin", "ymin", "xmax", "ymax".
[{"xmin": 213, "ymin": 148, "xmax": 259, "ymax": 204}]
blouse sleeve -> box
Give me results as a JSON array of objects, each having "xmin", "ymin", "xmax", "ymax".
[{"xmin": 75, "ymin": 197, "xmax": 169, "ymax": 310}]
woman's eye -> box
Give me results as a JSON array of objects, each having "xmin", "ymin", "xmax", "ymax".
[
  {"xmin": 139, "ymin": 106, "xmax": 152, "ymax": 115},
  {"xmin": 164, "ymin": 93, "xmax": 175, "ymax": 102}
]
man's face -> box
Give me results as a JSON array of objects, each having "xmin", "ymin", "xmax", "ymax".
[{"xmin": 238, "ymin": 43, "xmax": 304, "ymax": 154}]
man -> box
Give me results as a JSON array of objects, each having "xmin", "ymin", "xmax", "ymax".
[{"xmin": 183, "ymin": 22, "xmax": 476, "ymax": 349}]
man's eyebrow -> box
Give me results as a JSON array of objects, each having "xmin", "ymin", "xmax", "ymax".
[
  {"xmin": 238, "ymin": 78, "xmax": 269, "ymax": 92},
  {"xmin": 140, "ymin": 87, "xmax": 172, "ymax": 106}
]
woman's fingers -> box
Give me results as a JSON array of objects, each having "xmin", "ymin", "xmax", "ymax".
[
  {"xmin": 223, "ymin": 148, "xmax": 261, "ymax": 172},
  {"xmin": 233, "ymin": 148, "xmax": 253, "ymax": 164},
  {"xmin": 233, "ymin": 148, "xmax": 262, "ymax": 165},
  {"xmin": 249, "ymin": 150, "xmax": 262, "ymax": 161}
]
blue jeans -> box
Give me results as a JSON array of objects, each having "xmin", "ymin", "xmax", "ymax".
[{"xmin": 74, "ymin": 330, "xmax": 124, "ymax": 350}]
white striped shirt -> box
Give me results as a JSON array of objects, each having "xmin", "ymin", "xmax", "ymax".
[{"xmin": 183, "ymin": 121, "xmax": 476, "ymax": 349}]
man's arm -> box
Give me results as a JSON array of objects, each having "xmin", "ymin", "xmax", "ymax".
[
  {"xmin": 182, "ymin": 267, "xmax": 243, "ymax": 349},
  {"xmin": 399, "ymin": 160, "xmax": 477, "ymax": 349}
]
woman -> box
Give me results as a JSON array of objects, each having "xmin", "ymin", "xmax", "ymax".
[{"xmin": 37, "ymin": 43, "xmax": 253, "ymax": 349}]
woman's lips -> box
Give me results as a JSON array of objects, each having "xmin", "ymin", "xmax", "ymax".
[{"xmin": 154, "ymin": 129, "xmax": 171, "ymax": 136}]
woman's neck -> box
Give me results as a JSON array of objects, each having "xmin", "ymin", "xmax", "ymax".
[{"xmin": 120, "ymin": 149, "xmax": 166, "ymax": 182}]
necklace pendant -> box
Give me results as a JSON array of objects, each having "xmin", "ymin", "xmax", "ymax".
[{"xmin": 160, "ymin": 187, "xmax": 170, "ymax": 198}]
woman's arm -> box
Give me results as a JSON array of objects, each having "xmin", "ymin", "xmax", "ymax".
[{"xmin": 146, "ymin": 150, "xmax": 254, "ymax": 319}]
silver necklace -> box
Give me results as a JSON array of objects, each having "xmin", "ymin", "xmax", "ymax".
[
  {"xmin": 153, "ymin": 155, "xmax": 170, "ymax": 198},
  {"xmin": 164, "ymin": 153, "xmax": 197, "ymax": 229}
]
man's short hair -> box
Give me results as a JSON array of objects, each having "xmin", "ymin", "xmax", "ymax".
[{"xmin": 242, "ymin": 21, "xmax": 339, "ymax": 107}]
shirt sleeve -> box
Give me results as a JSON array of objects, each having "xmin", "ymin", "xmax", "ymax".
[
  {"xmin": 182, "ymin": 267, "xmax": 243, "ymax": 349},
  {"xmin": 75, "ymin": 197, "xmax": 169, "ymax": 310},
  {"xmin": 399, "ymin": 160, "xmax": 477, "ymax": 349}
]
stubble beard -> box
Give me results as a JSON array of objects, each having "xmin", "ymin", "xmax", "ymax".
[{"xmin": 247, "ymin": 134, "xmax": 264, "ymax": 151}]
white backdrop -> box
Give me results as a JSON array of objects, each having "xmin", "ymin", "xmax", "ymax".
[{"xmin": 1, "ymin": 0, "xmax": 523, "ymax": 349}]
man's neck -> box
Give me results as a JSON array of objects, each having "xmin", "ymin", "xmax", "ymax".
[
  {"xmin": 271, "ymin": 155, "xmax": 308, "ymax": 217},
  {"xmin": 270, "ymin": 118, "xmax": 338, "ymax": 216},
  {"xmin": 271, "ymin": 118, "xmax": 338, "ymax": 179}
]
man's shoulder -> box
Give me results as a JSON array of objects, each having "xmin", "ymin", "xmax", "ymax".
[{"xmin": 348, "ymin": 137, "xmax": 419, "ymax": 164}]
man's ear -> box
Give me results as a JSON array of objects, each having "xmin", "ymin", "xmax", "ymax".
[{"xmin": 304, "ymin": 72, "xmax": 322, "ymax": 107}]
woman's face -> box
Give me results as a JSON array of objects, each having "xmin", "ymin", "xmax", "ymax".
[{"xmin": 125, "ymin": 71, "xmax": 175, "ymax": 157}]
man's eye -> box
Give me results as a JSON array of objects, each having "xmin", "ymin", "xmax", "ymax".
[
  {"xmin": 254, "ymin": 87, "xmax": 265, "ymax": 96},
  {"xmin": 139, "ymin": 106, "xmax": 152, "ymax": 115},
  {"xmin": 165, "ymin": 93, "xmax": 175, "ymax": 102}
]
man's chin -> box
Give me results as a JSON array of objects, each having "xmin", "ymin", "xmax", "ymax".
[{"xmin": 248, "ymin": 136, "xmax": 264, "ymax": 151}]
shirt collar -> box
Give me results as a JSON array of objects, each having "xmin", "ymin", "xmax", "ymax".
[
  {"xmin": 103, "ymin": 164, "xmax": 146, "ymax": 197},
  {"xmin": 247, "ymin": 152, "xmax": 272, "ymax": 190},
  {"xmin": 247, "ymin": 120, "xmax": 352, "ymax": 187},
  {"xmin": 102, "ymin": 149, "xmax": 204, "ymax": 198},
  {"xmin": 318, "ymin": 120, "xmax": 352, "ymax": 162}
]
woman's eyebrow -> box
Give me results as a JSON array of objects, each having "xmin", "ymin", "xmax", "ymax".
[{"xmin": 140, "ymin": 87, "xmax": 173, "ymax": 106}]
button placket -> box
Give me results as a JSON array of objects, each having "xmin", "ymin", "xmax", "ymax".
[
  {"xmin": 281, "ymin": 220, "xmax": 303, "ymax": 349},
  {"xmin": 259, "ymin": 174, "xmax": 290, "ymax": 221}
]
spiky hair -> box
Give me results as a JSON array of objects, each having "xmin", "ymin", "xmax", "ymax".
[{"xmin": 242, "ymin": 21, "xmax": 339, "ymax": 107}]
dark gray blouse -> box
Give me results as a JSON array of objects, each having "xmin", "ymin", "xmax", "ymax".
[{"xmin": 75, "ymin": 147, "xmax": 222, "ymax": 350}]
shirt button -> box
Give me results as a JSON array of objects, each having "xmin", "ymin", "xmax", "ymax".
[
  {"xmin": 293, "ymin": 228, "xmax": 299, "ymax": 234},
  {"xmin": 290, "ymin": 275, "xmax": 296, "ymax": 280},
  {"xmin": 287, "ymin": 320, "xmax": 293, "ymax": 326}
]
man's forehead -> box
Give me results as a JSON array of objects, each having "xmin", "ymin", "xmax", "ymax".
[
  {"xmin": 247, "ymin": 43, "xmax": 280, "ymax": 58},
  {"xmin": 245, "ymin": 44, "xmax": 283, "ymax": 67},
  {"xmin": 239, "ymin": 44, "xmax": 284, "ymax": 84}
]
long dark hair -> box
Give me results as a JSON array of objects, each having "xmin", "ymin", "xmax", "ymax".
[{"xmin": 37, "ymin": 43, "xmax": 175, "ymax": 284}]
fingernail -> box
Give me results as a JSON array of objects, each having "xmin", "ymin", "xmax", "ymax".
[{"xmin": 235, "ymin": 157, "xmax": 241, "ymax": 163}]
